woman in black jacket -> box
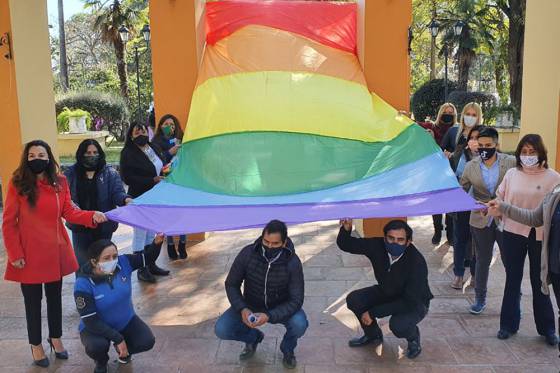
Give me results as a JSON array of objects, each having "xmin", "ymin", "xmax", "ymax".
[
  {"xmin": 65, "ymin": 139, "xmax": 131, "ymax": 266},
  {"xmin": 120, "ymin": 122, "xmax": 169, "ymax": 283},
  {"xmin": 150, "ymin": 114, "xmax": 188, "ymax": 260}
]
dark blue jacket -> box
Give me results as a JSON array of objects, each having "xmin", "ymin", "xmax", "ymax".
[{"xmin": 64, "ymin": 164, "xmax": 129, "ymax": 234}]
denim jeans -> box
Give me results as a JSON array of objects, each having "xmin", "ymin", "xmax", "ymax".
[
  {"xmin": 452, "ymin": 211, "xmax": 471, "ymax": 276},
  {"xmin": 215, "ymin": 307, "xmax": 308, "ymax": 354},
  {"xmin": 132, "ymin": 227, "xmax": 155, "ymax": 253}
]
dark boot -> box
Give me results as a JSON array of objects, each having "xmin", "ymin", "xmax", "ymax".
[
  {"xmin": 348, "ymin": 334, "xmax": 383, "ymax": 347},
  {"xmin": 282, "ymin": 352, "xmax": 297, "ymax": 369},
  {"xmin": 94, "ymin": 361, "xmax": 108, "ymax": 373},
  {"xmin": 178, "ymin": 241, "xmax": 188, "ymax": 259},
  {"xmin": 406, "ymin": 328, "xmax": 422, "ymax": 359},
  {"xmin": 431, "ymin": 230, "xmax": 442, "ymax": 245},
  {"xmin": 167, "ymin": 243, "xmax": 178, "ymax": 261},
  {"xmin": 137, "ymin": 267, "xmax": 156, "ymax": 283},
  {"xmin": 239, "ymin": 330, "xmax": 264, "ymax": 360},
  {"xmin": 446, "ymin": 229, "xmax": 454, "ymax": 245},
  {"xmin": 148, "ymin": 263, "xmax": 170, "ymax": 276}
]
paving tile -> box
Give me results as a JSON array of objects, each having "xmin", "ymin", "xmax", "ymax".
[
  {"xmin": 393, "ymin": 337, "xmax": 457, "ymax": 364},
  {"xmin": 446, "ymin": 337, "xmax": 519, "ymax": 365}
]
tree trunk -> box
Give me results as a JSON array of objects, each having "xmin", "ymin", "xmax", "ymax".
[
  {"xmin": 507, "ymin": 0, "xmax": 525, "ymax": 110},
  {"xmin": 113, "ymin": 38, "xmax": 129, "ymax": 100},
  {"xmin": 58, "ymin": 0, "xmax": 69, "ymax": 91},
  {"xmin": 457, "ymin": 48, "xmax": 475, "ymax": 91},
  {"xmin": 495, "ymin": 61, "xmax": 507, "ymax": 103}
]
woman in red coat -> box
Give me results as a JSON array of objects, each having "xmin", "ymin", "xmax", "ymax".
[{"xmin": 2, "ymin": 140, "xmax": 107, "ymax": 367}]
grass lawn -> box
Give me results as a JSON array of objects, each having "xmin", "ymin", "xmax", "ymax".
[{"xmin": 60, "ymin": 141, "xmax": 123, "ymax": 165}]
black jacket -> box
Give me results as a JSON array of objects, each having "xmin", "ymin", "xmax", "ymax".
[
  {"xmin": 151, "ymin": 134, "xmax": 176, "ymax": 163},
  {"xmin": 225, "ymin": 237, "xmax": 304, "ymax": 323},
  {"xmin": 337, "ymin": 227, "xmax": 433, "ymax": 317},
  {"xmin": 119, "ymin": 143, "xmax": 165, "ymax": 198},
  {"xmin": 64, "ymin": 164, "xmax": 129, "ymax": 234}
]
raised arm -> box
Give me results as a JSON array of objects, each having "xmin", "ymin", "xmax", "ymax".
[{"xmin": 336, "ymin": 220, "xmax": 368, "ymax": 255}]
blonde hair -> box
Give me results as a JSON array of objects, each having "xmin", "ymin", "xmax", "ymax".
[
  {"xmin": 435, "ymin": 103, "xmax": 458, "ymax": 127},
  {"xmin": 457, "ymin": 102, "xmax": 484, "ymax": 142}
]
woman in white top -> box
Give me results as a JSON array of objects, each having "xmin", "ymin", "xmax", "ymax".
[{"xmin": 120, "ymin": 122, "xmax": 169, "ymax": 283}]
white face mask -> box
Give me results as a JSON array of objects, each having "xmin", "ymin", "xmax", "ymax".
[
  {"xmin": 520, "ymin": 155, "xmax": 539, "ymax": 168},
  {"xmin": 463, "ymin": 115, "xmax": 478, "ymax": 128},
  {"xmin": 98, "ymin": 259, "xmax": 118, "ymax": 274}
]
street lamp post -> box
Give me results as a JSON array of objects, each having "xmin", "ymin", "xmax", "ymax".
[
  {"xmin": 427, "ymin": 19, "xmax": 464, "ymax": 101},
  {"xmin": 119, "ymin": 24, "xmax": 151, "ymax": 122}
]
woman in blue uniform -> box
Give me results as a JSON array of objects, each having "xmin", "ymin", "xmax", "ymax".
[{"xmin": 74, "ymin": 235, "xmax": 164, "ymax": 373}]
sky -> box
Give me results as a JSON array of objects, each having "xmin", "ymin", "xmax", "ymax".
[{"xmin": 47, "ymin": 0, "xmax": 86, "ymax": 32}]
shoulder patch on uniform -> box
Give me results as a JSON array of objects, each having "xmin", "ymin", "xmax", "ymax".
[{"xmin": 75, "ymin": 296, "xmax": 86, "ymax": 310}]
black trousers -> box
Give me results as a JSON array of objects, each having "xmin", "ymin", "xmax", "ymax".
[
  {"xmin": 20, "ymin": 280, "xmax": 63, "ymax": 346},
  {"xmin": 500, "ymin": 230, "xmax": 555, "ymax": 335},
  {"xmin": 346, "ymin": 286, "xmax": 428, "ymax": 341},
  {"xmin": 80, "ymin": 315, "xmax": 155, "ymax": 365},
  {"xmin": 433, "ymin": 213, "xmax": 453, "ymax": 232}
]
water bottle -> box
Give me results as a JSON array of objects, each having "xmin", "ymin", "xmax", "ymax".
[{"xmin": 248, "ymin": 313, "xmax": 259, "ymax": 324}]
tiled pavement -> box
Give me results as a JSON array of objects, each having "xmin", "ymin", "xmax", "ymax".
[{"xmin": 0, "ymin": 216, "xmax": 558, "ymax": 372}]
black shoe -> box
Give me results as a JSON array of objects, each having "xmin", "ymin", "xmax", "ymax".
[
  {"xmin": 47, "ymin": 338, "xmax": 69, "ymax": 359},
  {"xmin": 167, "ymin": 243, "xmax": 178, "ymax": 261},
  {"xmin": 348, "ymin": 334, "xmax": 383, "ymax": 348},
  {"xmin": 137, "ymin": 267, "xmax": 156, "ymax": 283},
  {"xmin": 148, "ymin": 263, "xmax": 170, "ymax": 276},
  {"xmin": 239, "ymin": 330, "xmax": 264, "ymax": 361},
  {"xmin": 178, "ymin": 241, "xmax": 188, "ymax": 260},
  {"xmin": 406, "ymin": 336, "xmax": 422, "ymax": 359},
  {"xmin": 94, "ymin": 361, "xmax": 108, "ymax": 373},
  {"xmin": 545, "ymin": 333, "xmax": 559, "ymax": 346},
  {"xmin": 431, "ymin": 230, "xmax": 442, "ymax": 245},
  {"xmin": 497, "ymin": 329, "xmax": 516, "ymax": 340},
  {"xmin": 282, "ymin": 352, "xmax": 297, "ymax": 369},
  {"xmin": 30, "ymin": 346, "xmax": 50, "ymax": 368}
]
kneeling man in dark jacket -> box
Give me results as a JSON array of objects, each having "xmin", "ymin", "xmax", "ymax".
[
  {"xmin": 215, "ymin": 220, "xmax": 308, "ymax": 369},
  {"xmin": 337, "ymin": 219, "xmax": 433, "ymax": 359}
]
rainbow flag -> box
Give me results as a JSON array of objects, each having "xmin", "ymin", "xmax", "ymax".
[{"xmin": 107, "ymin": 0, "xmax": 479, "ymax": 235}]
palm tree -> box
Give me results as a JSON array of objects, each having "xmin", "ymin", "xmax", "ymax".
[
  {"xmin": 58, "ymin": 0, "xmax": 69, "ymax": 91},
  {"xmin": 439, "ymin": 0, "xmax": 496, "ymax": 91},
  {"xmin": 83, "ymin": 0, "xmax": 143, "ymax": 100}
]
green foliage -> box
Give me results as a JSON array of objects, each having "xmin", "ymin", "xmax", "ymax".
[
  {"xmin": 55, "ymin": 90, "xmax": 130, "ymax": 140},
  {"xmin": 447, "ymin": 90, "xmax": 498, "ymax": 123},
  {"xmin": 411, "ymin": 79, "xmax": 458, "ymax": 122},
  {"xmin": 56, "ymin": 107, "xmax": 93, "ymax": 133}
]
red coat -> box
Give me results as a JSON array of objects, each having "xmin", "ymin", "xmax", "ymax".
[{"xmin": 3, "ymin": 176, "xmax": 96, "ymax": 284}]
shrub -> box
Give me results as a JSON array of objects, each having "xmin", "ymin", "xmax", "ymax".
[
  {"xmin": 447, "ymin": 91, "xmax": 498, "ymax": 124},
  {"xmin": 55, "ymin": 90, "xmax": 130, "ymax": 141},
  {"xmin": 56, "ymin": 107, "xmax": 92, "ymax": 133},
  {"xmin": 411, "ymin": 79, "xmax": 458, "ymax": 122}
]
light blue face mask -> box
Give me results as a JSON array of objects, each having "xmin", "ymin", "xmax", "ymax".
[{"xmin": 98, "ymin": 259, "xmax": 118, "ymax": 274}]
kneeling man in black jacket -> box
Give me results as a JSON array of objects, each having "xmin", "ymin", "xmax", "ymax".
[
  {"xmin": 215, "ymin": 220, "xmax": 307, "ymax": 369},
  {"xmin": 337, "ymin": 219, "xmax": 433, "ymax": 359}
]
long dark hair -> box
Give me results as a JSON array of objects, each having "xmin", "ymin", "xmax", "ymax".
[
  {"xmin": 75, "ymin": 139, "xmax": 107, "ymax": 175},
  {"xmin": 515, "ymin": 134, "xmax": 548, "ymax": 169},
  {"xmin": 124, "ymin": 122, "xmax": 148, "ymax": 148},
  {"xmin": 12, "ymin": 140, "xmax": 60, "ymax": 207},
  {"xmin": 154, "ymin": 114, "xmax": 184, "ymax": 141}
]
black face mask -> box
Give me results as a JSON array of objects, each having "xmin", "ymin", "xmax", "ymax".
[
  {"xmin": 262, "ymin": 244, "xmax": 283, "ymax": 259},
  {"xmin": 28, "ymin": 159, "xmax": 49, "ymax": 174},
  {"xmin": 441, "ymin": 114, "xmax": 454, "ymax": 124},
  {"xmin": 82, "ymin": 155, "xmax": 100, "ymax": 170},
  {"xmin": 479, "ymin": 147, "xmax": 497, "ymax": 161},
  {"xmin": 133, "ymin": 135, "xmax": 149, "ymax": 147}
]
